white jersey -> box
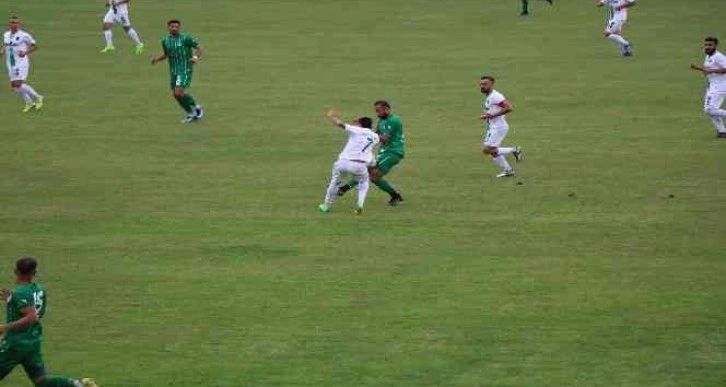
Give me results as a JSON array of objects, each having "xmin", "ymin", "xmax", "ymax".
[
  {"xmin": 109, "ymin": 0, "xmax": 129, "ymax": 14},
  {"xmin": 3, "ymin": 30, "xmax": 35, "ymax": 69},
  {"xmin": 483, "ymin": 90, "xmax": 509, "ymax": 130},
  {"xmin": 704, "ymin": 51, "xmax": 726, "ymax": 92},
  {"xmin": 338, "ymin": 124, "xmax": 380, "ymax": 164},
  {"xmin": 600, "ymin": 0, "xmax": 634, "ymax": 21}
]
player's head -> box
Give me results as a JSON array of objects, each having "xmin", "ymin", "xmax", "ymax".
[
  {"xmin": 14, "ymin": 257, "xmax": 37, "ymax": 281},
  {"xmin": 167, "ymin": 19, "xmax": 182, "ymax": 35},
  {"xmin": 8, "ymin": 16, "xmax": 20, "ymax": 32},
  {"xmin": 356, "ymin": 116, "xmax": 373, "ymax": 129},
  {"xmin": 374, "ymin": 100, "xmax": 391, "ymax": 119},
  {"xmin": 480, "ymin": 76, "xmax": 495, "ymax": 94},
  {"xmin": 704, "ymin": 37, "xmax": 719, "ymax": 55}
]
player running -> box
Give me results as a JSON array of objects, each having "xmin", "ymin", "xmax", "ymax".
[
  {"xmin": 151, "ymin": 20, "xmax": 204, "ymax": 124},
  {"xmin": 479, "ymin": 76, "xmax": 523, "ymax": 178},
  {"xmin": 2, "ymin": 16, "xmax": 43, "ymax": 113},
  {"xmin": 337, "ymin": 100, "xmax": 405, "ymax": 206},
  {"xmin": 100, "ymin": 0, "xmax": 144, "ymax": 54},
  {"xmin": 318, "ymin": 109, "xmax": 380, "ymax": 215},
  {"xmin": 597, "ymin": 0, "xmax": 636, "ymax": 57},
  {"xmin": 520, "ymin": 0, "xmax": 553, "ymax": 17},
  {"xmin": 691, "ymin": 37, "xmax": 726, "ymax": 139},
  {"xmin": 0, "ymin": 257, "xmax": 98, "ymax": 387}
]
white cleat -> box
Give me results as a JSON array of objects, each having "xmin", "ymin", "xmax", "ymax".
[
  {"xmin": 194, "ymin": 105, "xmax": 204, "ymax": 120},
  {"xmin": 181, "ymin": 114, "xmax": 197, "ymax": 124},
  {"xmin": 496, "ymin": 170, "xmax": 515, "ymax": 178},
  {"xmin": 513, "ymin": 146, "xmax": 524, "ymax": 162}
]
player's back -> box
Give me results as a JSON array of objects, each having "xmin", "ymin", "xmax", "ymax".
[
  {"xmin": 6, "ymin": 282, "xmax": 46, "ymax": 345},
  {"xmin": 339, "ymin": 125, "xmax": 379, "ymax": 164}
]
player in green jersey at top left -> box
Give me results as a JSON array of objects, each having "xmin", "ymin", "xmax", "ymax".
[
  {"xmin": 0, "ymin": 257, "xmax": 98, "ymax": 387},
  {"xmin": 152, "ymin": 19, "xmax": 205, "ymax": 124}
]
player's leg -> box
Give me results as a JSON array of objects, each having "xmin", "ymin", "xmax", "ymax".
[
  {"xmin": 370, "ymin": 154, "xmax": 403, "ymax": 205},
  {"xmin": 15, "ymin": 64, "xmax": 43, "ymax": 109},
  {"xmin": 604, "ymin": 20, "xmax": 631, "ymax": 55},
  {"xmin": 520, "ymin": 0, "xmax": 529, "ymax": 15},
  {"xmin": 704, "ymin": 91, "xmax": 726, "ymax": 137},
  {"xmin": 22, "ymin": 344, "xmax": 96, "ymax": 387},
  {"xmin": 353, "ymin": 164, "xmax": 370, "ymax": 214},
  {"xmin": 483, "ymin": 129, "xmax": 514, "ymax": 177},
  {"xmin": 101, "ymin": 10, "xmax": 116, "ymax": 53},
  {"xmin": 10, "ymin": 79, "xmax": 34, "ymax": 112},
  {"xmin": 319, "ymin": 161, "xmax": 344, "ymax": 212},
  {"xmin": 119, "ymin": 13, "xmax": 144, "ymax": 54},
  {"xmin": 0, "ymin": 340, "xmax": 22, "ymax": 380}
]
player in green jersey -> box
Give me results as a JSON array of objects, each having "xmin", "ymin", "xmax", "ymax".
[
  {"xmin": 520, "ymin": 0, "xmax": 553, "ymax": 16},
  {"xmin": 338, "ymin": 100, "xmax": 404, "ymax": 206},
  {"xmin": 151, "ymin": 19, "xmax": 204, "ymax": 124},
  {"xmin": 0, "ymin": 257, "xmax": 98, "ymax": 387}
]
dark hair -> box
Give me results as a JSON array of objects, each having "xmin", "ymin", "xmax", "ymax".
[
  {"xmin": 15, "ymin": 257, "xmax": 37, "ymax": 276},
  {"xmin": 167, "ymin": 19, "xmax": 181, "ymax": 26},
  {"xmin": 705, "ymin": 37, "xmax": 719, "ymax": 45},
  {"xmin": 9, "ymin": 16, "xmax": 18, "ymax": 21},
  {"xmin": 374, "ymin": 100, "xmax": 390, "ymax": 109},
  {"xmin": 357, "ymin": 117, "xmax": 373, "ymax": 129},
  {"xmin": 481, "ymin": 75, "xmax": 495, "ymax": 82}
]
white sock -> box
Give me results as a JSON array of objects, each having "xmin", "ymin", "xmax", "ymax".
[
  {"xmin": 104, "ymin": 30, "xmax": 113, "ymax": 46},
  {"xmin": 20, "ymin": 84, "xmax": 40, "ymax": 101},
  {"xmin": 608, "ymin": 34, "xmax": 629, "ymax": 46},
  {"xmin": 707, "ymin": 108, "xmax": 726, "ymax": 117},
  {"xmin": 14, "ymin": 88, "xmax": 33, "ymax": 105},
  {"xmin": 357, "ymin": 179, "xmax": 369, "ymax": 208},
  {"xmin": 126, "ymin": 28, "xmax": 142, "ymax": 46},
  {"xmin": 709, "ymin": 115, "xmax": 726, "ymax": 132},
  {"xmin": 499, "ymin": 147, "xmax": 515, "ymax": 155},
  {"xmin": 493, "ymin": 155, "xmax": 511, "ymax": 171}
]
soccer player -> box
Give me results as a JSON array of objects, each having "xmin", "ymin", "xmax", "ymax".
[
  {"xmin": 0, "ymin": 257, "xmax": 98, "ymax": 387},
  {"xmin": 318, "ymin": 109, "xmax": 380, "ymax": 215},
  {"xmin": 520, "ymin": 0, "xmax": 553, "ymax": 17},
  {"xmin": 597, "ymin": 0, "xmax": 636, "ymax": 57},
  {"xmin": 337, "ymin": 101, "xmax": 405, "ymax": 206},
  {"xmin": 100, "ymin": 0, "xmax": 144, "ymax": 54},
  {"xmin": 691, "ymin": 37, "xmax": 726, "ymax": 139},
  {"xmin": 151, "ymin": 20, "xmax": 204, "ymax": 124},
  {"xmin": 2, "ymin": 16, "xmax": 43, "ymax": 113},
  {"xmin": 479, "ymin": 76, "xmax": 523, "ymax": 178}
]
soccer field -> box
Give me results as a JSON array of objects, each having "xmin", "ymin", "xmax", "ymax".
[{"xmin": 1, "ymin": 0, "xmax": 725, "ymax": 385}]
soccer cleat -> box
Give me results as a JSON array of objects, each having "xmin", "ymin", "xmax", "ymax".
[
  {"xmin": 513, "ymin": 146, "xmax": 524, "ymax": 162},
  {"xmin": 81, "ymin": 378, "xmax": 99, "ymax": 387},
  {"xmin": 134, "ymin": 43, "xmax": 145, "ymax": 55},
  {"xmin": 336, "ymin": 183, "xmax": 351, "ymax": 197},
  {"xmin": 546, "ymin": 0, "xmax": 553, "ymax": 4},
  {"xmin": 194, "ymin": 105, "xmax": 204, "ymax": 119},
  {"xmin": 519, "ymin": 11, "xmax": 529, "ymax": 16},
  {"xmin": 33, "ymin": 96, "xmax": 44, "ymax": 110},
  {"xmin": 717, "ymin": 132, "xmax": 726, "ymax": 138},
  {"xmin": 22, "ymin": 104, "xmax": 34, "ymax": 113},
  {"xmin": 496, "ymin": 170, "xmax": 516, "ymax": 178},
  {"xmin": 100, "ymin": 45, "xmax": 115, "ymax": 54},
  {"xmin": 317, "ymin": 204, "xmax": 330, "ymax": 213},
  {"xmin": 388, "ymin": 193, "xmax": 404, "ymax": 206},
  {"xmin": 622, "ymin": 44, "xmax": 633, "ymax": 57},
  {"xmin": 353, "ymin": 206, "xmax": 364, "ymax": 216}
]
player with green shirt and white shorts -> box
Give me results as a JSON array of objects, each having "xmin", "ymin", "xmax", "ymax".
[
  {"xmin": 151, "ymin": 19, "xmax": 205, "ymax": 124},
  {"xmin": 338, "ymin": 100, "xmax": 405, "ymax": 206},
  {"xmin": 0, "ymin": 257, "xmax": 98, "ymax": 387}
]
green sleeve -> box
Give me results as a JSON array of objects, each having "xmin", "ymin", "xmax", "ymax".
[
  {"xmin": 390, "ymin": 116, "xmax": 403, "ymax": 135},
  {"xmin": 11, "ymin": 290, "xmax": 33, "ymax": 311},
  {"xmin": 161, "ymin": 39, "xmax": 168, "ymax": 55},
  {"xmin": 185, "ymin": 35, "xmax": 200, "ymax": 48}
]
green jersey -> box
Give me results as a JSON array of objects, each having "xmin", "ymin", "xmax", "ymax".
[
  {"xmin": 5, "ymin": 283, "xmax": 46, "ymax": 347},
  {"xmin": 161, "ymin": 33, "xmax": 199, "ymax": 75},
  {"xmin": 377, "ymin": 115, "xmax": 405, "ymax": 156}
]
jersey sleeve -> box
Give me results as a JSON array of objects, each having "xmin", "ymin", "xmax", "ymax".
[
  {"xmin": 185, "ymin": 35, "xmax": 200, "ymax": 48},
  {"xmin": 24, "ymin": 33, "xmax": 36, "ymax": 46},
  {"xmin": 161, "ymin": 39, "xmax": 168, "ymax": 55},
  {"xmin": 716, "ymin": 54, "xmax": 726, "ymax": 69},
  {"xmin": 344, "ymin": 124, "xmax": 363, "ymax": 134},
  {"xmin": 11, "ymin": 289, "xmax": 33, "ymax": 311}
]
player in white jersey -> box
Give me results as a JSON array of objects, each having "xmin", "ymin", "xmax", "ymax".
[
  {"xmin": 318, "ymin": 109, "xmax": 380, "ymax": 215},
  {"xmin": 691, "ymin": 37, "xmax": 726, "ymax": 139},
  {"xmin": 480, "ymin": 76, "xmax": 522, "ymax": 178},
  {"xmin": 597, "ymin": 0, "xmax": 636, "ymax": 57},
  {"xmin": 1, "ymin": 17, "xmax": 43, "ymax": 113},
  {"xmin": 101, "ymin": 0, "xmax": 144, "ymax": 54}
]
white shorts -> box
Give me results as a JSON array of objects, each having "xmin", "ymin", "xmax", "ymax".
[
  {"xmin": 605, "ymin": 18, "xmax": 626, "ymax": 34},
  {"xmin": 103, "ymin": 9, "xmax": 131, "ymax": 27},
  {"xmin": 331, "ymin": 160, "xmax": 369, "ymax": 181},
  {"xmin": 483, "ymin": 127, "xmax": 509, "ymax": 147},
  {"xmin": 704, "ymin": 89, "xmax": 726, "ymax": 113},
  {"xmin": 7, "ymin": 62, "xmax": 29, "ymax": 81}
]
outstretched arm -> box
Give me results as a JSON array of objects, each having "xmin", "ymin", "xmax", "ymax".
[
  {"xmin": 691, "ymin": 63, "xmax": 726, "ymax": 74},
  {"xmin": 191, "ymin": 46, "xmax": 203, "ymax": 64},
  {"xmin": 151, "ymin": 51, "xmax": 167, "ymax": 65},
  {"xmin": 616, "ymin": 1, "xmax": 636, "ymax": 11},
  {"xmin": 326, "ymin": 108, "xmax": 346, "ymax": 129}
]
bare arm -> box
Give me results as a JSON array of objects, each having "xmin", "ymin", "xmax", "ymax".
[
  {"xmin": 596, "ymin": 0, "xmax": 604, "ymax": 7},
  {"xmin": 326, "ymin": 108, "xmax": 346, "ymax": 129},
  {"xmin": 18, "ymin": 43, "xmax": 37, "ymax": 58},
  {"xmin": 616, "ymin": 1, "xmax": 636, "ymax": 11},
  {"xmin": 191, "ymin": 46, "xmax": 203, "ymax": 64},
  {"xmin": 151, "ymin": 51, "xmax": 167, "ymax": 65},
  {"xmin": 691, "ymin": 64, "xmax": 726, "ymax": 74},
  {"xmin": 0, "ymin": 306, "xmax": 38, "ymax": 334}
]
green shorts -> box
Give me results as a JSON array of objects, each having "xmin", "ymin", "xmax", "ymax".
[
  {"xmin": 0, "ymin": 340, "xmax": 45, "ymax": 380},
  {"xmin": 170, "ymin": 72, "xmax": 193, "ymax": 90},
  {"xmin": 375, "ymin": 151, "xmax": 403, "ymax": 176}
]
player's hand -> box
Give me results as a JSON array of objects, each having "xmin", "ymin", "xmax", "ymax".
[
  {"xmin": 190, "ymin": 57, "xmax": 200, "ymax": 64},
  {"xmin": 326, "ymin": 108, "xmax": 338, "ymax": 118},
  {"xmin": 151, "ymin": 57, "xmax": 159, "ymax": 65},
  {"xmin": 17, "ymin": 51, "xmax": 26, "ymax": 58},
  {"xmin": 1, "ymin": 288, "xmax": 10, "ymax": 301},
  {"xmin": 480, "ymin": 114, "xmax": 492, "ymax": 120}
]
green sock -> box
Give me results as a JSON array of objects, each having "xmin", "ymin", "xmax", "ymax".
[
  {"xmin": 373, "ymin": 178, "xmax": 398, "ymax": 196},
  {"xmin": 39, "ymin": 377, "xmax": 79, "ymax": 387},
  {"xmin": 521, "ymin": 0, "xmax": 529, "ymax": 12},
  {"xmin": 183, "ymin": 94, "xmax": 197, "ymax": 112},
  {"xmin": 174, "ymin": 96, "xmax": 188, "ymax": 112}
]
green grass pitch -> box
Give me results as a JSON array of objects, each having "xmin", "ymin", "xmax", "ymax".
[{"xmin": 1, "ymin": 0, "xmax": 725, "ymax": 386}]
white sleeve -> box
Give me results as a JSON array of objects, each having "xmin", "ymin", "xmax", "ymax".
[
  {"xmin": 344, "ymin": 124, "xmax": 362, "ymax": 134},
  {"xmin": 25, "ymin": 33, "xmax": 36, "ymax": 45},
  {"xmin": 717, "ymin": 55, "xmax": 726, "ymax": 69}
]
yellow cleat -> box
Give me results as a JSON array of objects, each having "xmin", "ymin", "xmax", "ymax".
[
  {"xmin": 134, "ymin": 43, "xmax": 145, "ymax": 55},
  {"xmin": 81, "ymin": 378, "xmax": 99, "ymax": 387},
  {"xmin": 22, "ymin": 104, "xmax": 33, "ymax": 113},
  {"xmin": 33, "ymin": 96, "xmax": 44, "ymax": 110},
  {"xmin": 100, "ymin": 46, "xmax": 115, "ymax": 54}
]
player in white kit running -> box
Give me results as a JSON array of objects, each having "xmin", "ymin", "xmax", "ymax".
[
  {"xmin": 318, "ymin": 109, "xmax": 380, "ymax": 215},
  {"xmin": 691, "ymin": 37, "xmax": 726, "ymax": 139},
  {"xmin": 597, "ymin": 0, "xmax": 636, "ymax": 57},
  {"xmin": 2, "ymin": 17, "xmax": 43, "ymax": 113},
  {"xmin": 480, "ymin": 76, "xmax": 522, "ymax": 178},
  {"xmin": 101, "ymin": 0, "xmax": 144, "ymax": 54}
]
